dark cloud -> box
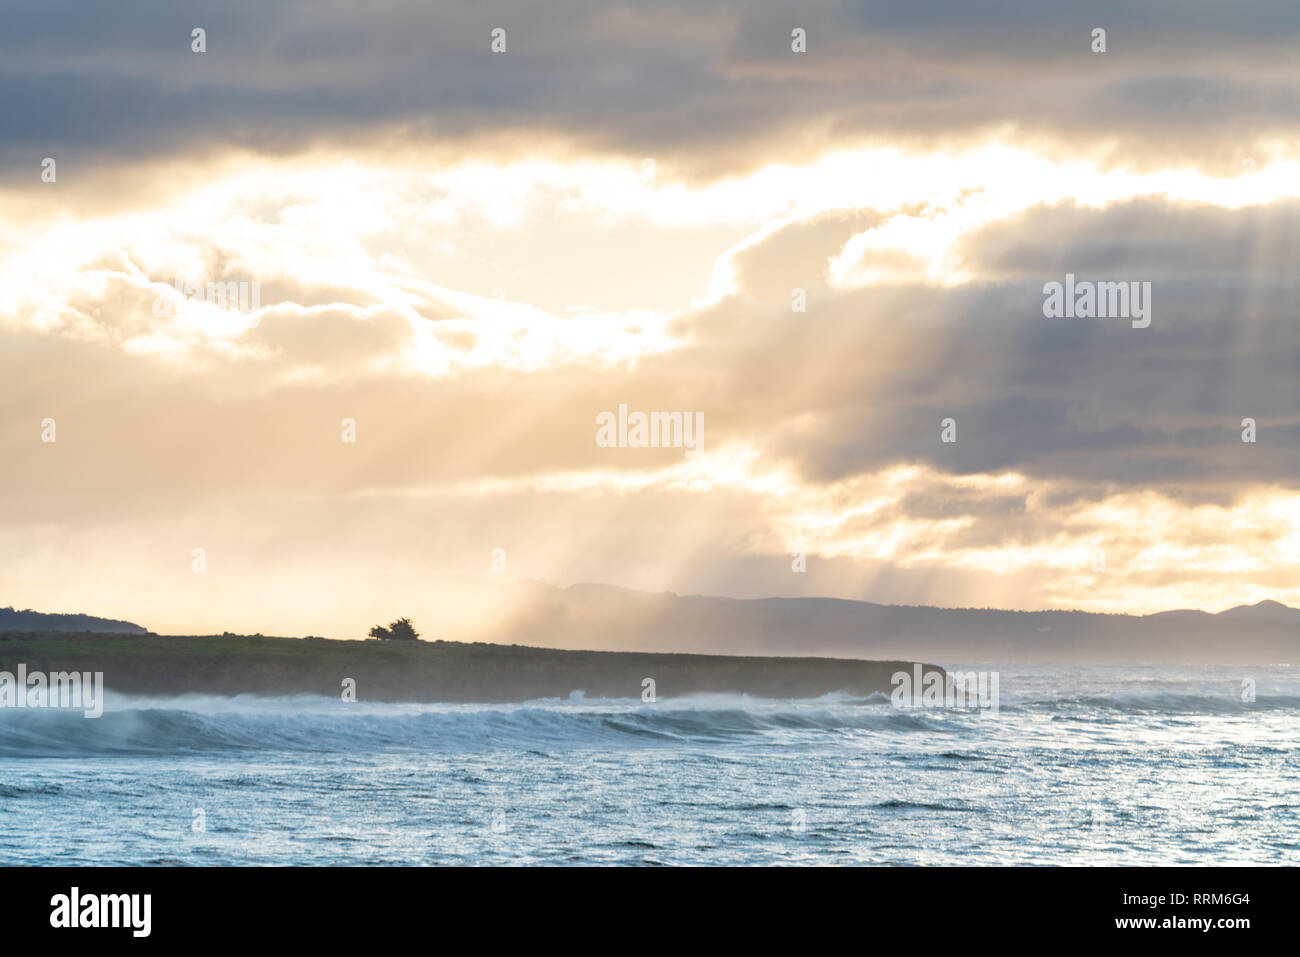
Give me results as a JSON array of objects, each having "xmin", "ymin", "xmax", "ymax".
[
  {"xmin": 3, "ymin": 1, "xmax": 1299, "ymax": 178},
  {"xmin": 660, "ymin": 197, "xmax": 1300, "ymax": 494},
  {"xmin": 964, "ymin": 198, "xmax": 1300, "ymax": 278}
]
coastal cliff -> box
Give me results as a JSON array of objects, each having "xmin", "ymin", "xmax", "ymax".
[{"xmin": 0, "ymin": 632, "xmax": 944, "ymax": 703}]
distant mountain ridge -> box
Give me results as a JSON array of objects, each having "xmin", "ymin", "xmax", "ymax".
[
  {"xmin": 6, "ymin": 589, "xmax": 1298, "ymax": 662},
  {"xmin": 481, "ymin": 584, "xmax": 1300, "ymax": 664},
  {"xmin": 1215, "ymin": 599, "xmax": 1300, "ymax": 624},
  {"xmin": 0, "ymin": 607, "xmax": 147, "ymax": 634}
]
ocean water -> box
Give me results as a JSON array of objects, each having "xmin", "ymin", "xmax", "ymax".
[{"xmin": 1, "ymin": 664, "xmax": 1297, "ymax": 865}]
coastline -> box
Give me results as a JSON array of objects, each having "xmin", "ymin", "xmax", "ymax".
[{"xmin": 0, "ymin": 632, "xmax": 945, "ymax": 704}]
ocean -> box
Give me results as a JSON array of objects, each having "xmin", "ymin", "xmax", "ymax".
[{"xmin": 1, "ymin": 664, "xmax": 1296, "ymax": 865}]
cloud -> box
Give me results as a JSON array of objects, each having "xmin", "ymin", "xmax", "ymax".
[
  {"xmin": 6, "ymin": 23, "xmax": 1300, "ymax": 628},
  {"xmin": 4, "ymin": 0, "xmax": 1300, "ymax": 179}
]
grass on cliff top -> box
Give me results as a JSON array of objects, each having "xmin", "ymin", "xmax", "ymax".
[{"xmin": 0, "ymin": 631, "xmax": 479, "ymax": 661}]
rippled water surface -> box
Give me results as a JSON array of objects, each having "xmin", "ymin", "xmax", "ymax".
[{"xmin": 1, "ymin": 664, "xmax": 1296, "ymax": 864}]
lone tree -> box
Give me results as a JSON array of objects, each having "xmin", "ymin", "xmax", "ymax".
[{"xmin": 368, "ymin": 617, "xmax": 420, "ymax": 641}]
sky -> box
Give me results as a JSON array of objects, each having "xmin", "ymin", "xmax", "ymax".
[{"xmin": 3, "ymin": 1, "xmax": 1300, "ymax": 636}]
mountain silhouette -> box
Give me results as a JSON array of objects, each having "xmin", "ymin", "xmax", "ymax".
[{"xmin": 0, "ymin": 606, "xmax": 147, "ymax": 634}]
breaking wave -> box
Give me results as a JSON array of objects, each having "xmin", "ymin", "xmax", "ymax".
[
  {"xmin": 0, "ymin": 693, "xmax": 944, "ymax": 756},
  {"xmin": 1, "ymin": 677, "xmax": 1295, "ymax": 757}
]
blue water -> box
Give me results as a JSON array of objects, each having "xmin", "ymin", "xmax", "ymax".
[{"xmin": 1, "ymin": 664, "xmax": 1297, "ymax": 865}]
